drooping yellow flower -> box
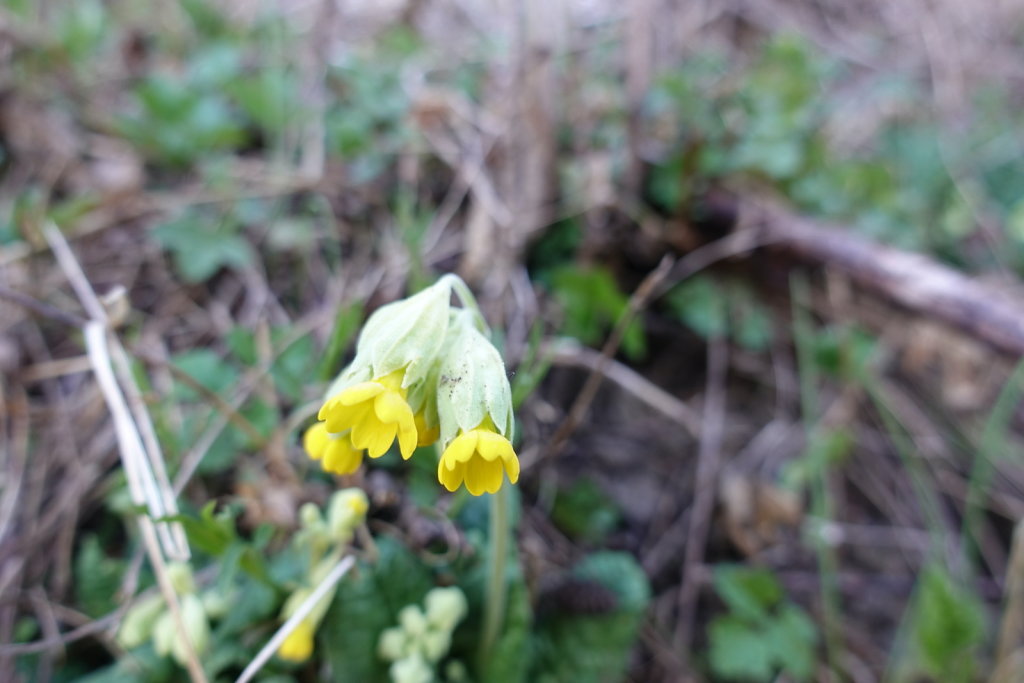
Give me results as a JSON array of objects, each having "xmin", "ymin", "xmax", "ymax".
[
  {"xmin": 437, "ymin": 423, "xmax": 519, "ymax": 496},
  {"xmin": 278, "ymin": 619, "xmax": 316, "ymax": 662},
  {"xmin": 303, "ymin": 422, "xmax": 363, "ymax": 475},
  {"xmin": 318, "ymin": 368, "xmax": 418, "ymax": 459}
]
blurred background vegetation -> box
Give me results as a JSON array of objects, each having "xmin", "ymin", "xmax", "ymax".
[{"xmin": 3, "ymin": 0, "xmax": 1024, "ymax": 681}]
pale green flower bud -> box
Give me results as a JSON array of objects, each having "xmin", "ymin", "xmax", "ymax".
[
  {"xmin": 327, "ymin": 488, "xmax": 369, "ymax": 539},
  {"xmin": 152, "ymin": 610, "xmax": 175, "ymax": 658},
  {"xmin": 151, "ymin": 594, "xmax": 210, "ymax": 665},
  {"xmin": 398, "ymin": 605, "xmax": 428, "ymax": 638},
  {"xmin": 117, "ymin": 593, "xmax": 165, "ymax": 650},
  {"xmin": 390, "ymin": 654, "xmax": 433, "ymax": 683},
  {"xmin": 299, "ymin": 502, "xmax": 323, "ymax": 529},
  {"xmin": 201, "ymin": 588, "xmax": 232, "ymax": 619},
  {"xmin": 328, "ymin": 277, "xmax": 453, "ymax": 400},
  {"xmin": 166, "ymin": 562, "xmax": 196, "ymax": 596},
  {"xmin": 420, "ymin": 628, "xmax": 452, "ymax": 663},
  {"xmin": 424, "ymin": 587, "xmax": 468, "ymax": 633},
  {"xmin": 171, "ymin": 594, "xmax": 211, "ymax": 666},
  {"xmin": 445, "ymin": 660, "xmax": 468, "ymax": 682},
  {"xmin": 378, "ymin": 625, "xmax": 410, "ymax": 662},
  {"xmin": 436, "ymin": 313, "xmax": 514, "ymax": 448}
]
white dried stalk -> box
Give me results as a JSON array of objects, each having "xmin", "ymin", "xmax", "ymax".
[
  {"xmin": 44, "ymin": 223, "xmax": 187, "ymax": 560},
  {"xmin": 235, "ymin": 555, "xmax": 355, "ymax": 683}
]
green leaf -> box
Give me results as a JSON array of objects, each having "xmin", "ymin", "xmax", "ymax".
[
  {"xmin": 549, "ymin": 265, "xmax": 646, "ymax": 360},
  {"xmin": 532, "ymin": 553, "xmax": 650, "ymax": 683},
  {"xmin": 155, "ymin": 217, "xmax": 253, "ymax": 283},
  {"xmin": 74, "ymin": 535, "xmax": 126, "ymax": 618},
  {"xmin": 180, "ymin": 0, "xmax": 230, "ymax": 36},
  {"xmin": 912, "ymin": 566, "xmax": 985, "ymax": 682},
  {"xmin": 271, "ymin": 333, "xmax": 316, "ymax": 402},
  {"xmin": 708, "ymin": 616, "xmax": 774, "ymax": 681},
  {"xmin": 169, "ymin": 349, "xmax": 239, "ymax": 401},
  {"xmin": 551, "ymin": 478, "xmax": 622, "ymax": 544},
  {"xmin": 666, "ymin": 276, "xmax": 728, "ymax": 339},
  {"xmin": 712, "ymin": 567, "xmax": 781, "ymax": 624},
  {"xmin": 766, "ymin": 605, "xmax": 817, "ymax": 681},
  {"xmin": 227, "ymin": 70, "xmax": 300, "ymax": 134},
  {"xmin": 320, "ymin": 537, "xmax": 434, "ymax": 683},
  {"xmin": 166, "ymin": 502, "xmax": 237, "ymax": 556}
]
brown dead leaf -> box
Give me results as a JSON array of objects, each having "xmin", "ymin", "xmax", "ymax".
[{"xmin": 720, "ymin": 473, "xmax": 802, "ymax": 557}]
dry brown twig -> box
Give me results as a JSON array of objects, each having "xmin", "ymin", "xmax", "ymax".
[
  {"xmin": 536, "ymin": 227, "xmax": 778, "ymax": 468},
  {"xmin": 673, "ymin": 336, "xmax": 729, "ymax": 660},
  {"xmin": 545, "ymin": 340, "xmax": 701, "ymax": 437}
]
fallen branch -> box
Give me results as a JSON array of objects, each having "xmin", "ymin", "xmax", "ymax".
[{"xmin": 749, "ymin": 200, "xmax": 1024, "ymax": 357}]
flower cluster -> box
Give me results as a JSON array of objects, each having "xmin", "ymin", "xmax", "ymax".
[
  {"xmin": 377, "ymin": 587, "xmax": 469, "ymax": 683},
  {"xmin": 117, "ymin": 562, "xmax": 222, "ymax": 667},
  {"xmin": 277, "ymin": 488, "xmax": 369, "ymax": 662},
  {"xmin": 304, "ymin": 275, "xmax": 519, "ymax": 496}
]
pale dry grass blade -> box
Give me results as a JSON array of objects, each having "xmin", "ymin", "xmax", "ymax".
[
  {"xmin": 45, "ymin": 223, "xmax": 188, "ymax": 560},
  {"xmin": 235, "ymin": 555, "xmax": 356, "ymax": 683}
]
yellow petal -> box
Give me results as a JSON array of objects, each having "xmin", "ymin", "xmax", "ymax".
[
  {"xmin": 439, "ymin": 457, "xmax": 466, "ymax": 492},
  {"xmin": 277, "ymin": 620, "xmax": 315, "ymax": 662},
  {"xmin": 373, "ymin": 390, "xmax": 412, "ymax": 424},
  {"xmin": 322, "ymin": 439, "xmax": 362, "ymax": 474},
  {"xmin": 464, "ymin": 456, "xmax": 489, "ymax": 496},
  {"xmin": 351, "ymin": 418, "xmax": 397, "ymax": 458},
  {"xmin": 503, "ymin": 449, "xmax": 520, "ymax": 484},
  {"xmin": 476, "ymin": 431, "xmax": 513, "ymax": 462},
  {"xmin": 302, "ymin": 423, "xmax": 329, "ymax": 460},
  {"xmin": 317, "ymin": 396, "xmax": 341, "ymax": 422},
  {"xmin": 323, "ymin": 401, "xmax": 372, "ymax": 434},
  {"xmin": 442, "ymin": 433, "xmax": 478, "ymax": 467},
  {"xmin": 339, "ymin": 381, "xmax": 386, "ymax": 406},
  {"xmin": 415, "ymin": 414, "xmax": 440, "ymax": 448},
  {"xmin": 397, "ymin": 419, "xmax": 417, "ymax": 460}
]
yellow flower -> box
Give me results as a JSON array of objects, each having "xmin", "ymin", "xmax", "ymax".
[
  {"xmin": 303, "ymin": 422, "xmax": 363, "ymax": 475},
  {"xmin": 437, "ymin": 424, "xmax": 519, "ymax": 496},
  {"xmin": 278, "ymin": 619, "xmax": 315, "ymax": 662},
  {"xmin": 415, "ymin": 413, "xmax": 440, "ymax": 448},
  {"xmin": 319, "ymin": 369, "xmax": 417, "ymax": 459}
]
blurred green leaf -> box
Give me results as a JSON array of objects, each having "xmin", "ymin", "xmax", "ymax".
[
  {"xmin": 712, "ymin": 566, "xmax": 781, "ymax": 623},
  {"xmin": 532, "ymin": 553, "xmax": 650, "ymax": 683},
  {"xmin": 912, "ymin": 566, "xmax": 985, "ymax": 683},
  {"xmin": 154, "ymin": 212, "xmax": 254, "ymax": 283},
  {"xmin": 169, "ymin": 502, "xmax": 237, "ymax": 556},
  {"xmin": 709, "ymin": 617, "xmax": 774, "ymax": 680},
  {"xmin": 708, "ymin": 566, "xmax": 817, "ymax": 682},
  {"xmin": 227, "ymin": 70, "xmax": 299, "ymax": 135},
  {"xmin": 550, "ymin": 265, "xmax": 646, "ymax": 360},
  {"xmin": 169, "ymin": 349, "xmax": 239, "ymax": 401},
  {"xmin": 57, "ymin": 0, "xmax": 107, "ymax": 61},
  {"xmin": 666, "ymin": 276, "xmax": 728, "ymax": 339},
  {"xmin": 74, "ymin": 535, "xmax": 125, "ymax": 618},
  {"xmin": 551, "ymin": 478, "xmax": 621, "ymax": 544}
]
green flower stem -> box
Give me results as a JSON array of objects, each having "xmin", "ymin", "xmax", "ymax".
[
  {"xmin": 479, "ymin": 484, "xmax": 509, "ymax": 669},
  {"xmin": 441, "ymin": 274, "xmax": 490, "ymax": 335}
]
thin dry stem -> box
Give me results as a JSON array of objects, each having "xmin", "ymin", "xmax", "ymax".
[{"xmin": 235, "ymin": 555, "xmax": 355, "ymax": 683}]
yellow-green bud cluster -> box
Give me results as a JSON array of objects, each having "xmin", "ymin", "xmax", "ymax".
[
  {"xmin": 277, "ymin": 488, "xmax": 369, "ymax": 663},
  {"xmin": 295, "ymin": 488, "xmax": 370, "ymax": 555},
  {"xmin": 377, "ymin": 586, "xmax": 468, "ymax": 682},
  {"xmin": 307, "ymin": 275, "xmax": 520, "ymax": 496},
  {"xmin": 117, "ymin": 562, "xmax": 216, "ymax": 669}
]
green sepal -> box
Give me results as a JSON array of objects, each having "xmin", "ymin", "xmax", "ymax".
[{"xmin": 436, "ymin": 313, "xmax": 514, "ymax": 447}]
